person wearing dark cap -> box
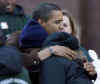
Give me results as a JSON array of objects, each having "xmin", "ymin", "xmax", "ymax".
[
  {"xmin": 40, "ymin": 32, "xmax": 93, "ymax": 84},
  {"xmin": 0, "ymin": 0, "xmax": 29, "ymax": 38},
  {"xmin": 0, "ymin": 30, "xmax": 32, "ymax": 84}
]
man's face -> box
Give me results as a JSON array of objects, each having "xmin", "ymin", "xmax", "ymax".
[
  {"xmin": 0, "ymin": 0, "xmax": 16, "ymax": 9},
  {"xmin": 0, "ymin": 0, "xmax": 8, "ymax": 8},
  {"xmin": 41, "ymin": 10, "xmax": 63, "ymax": 34},
  {"xmin": 7, "ymin": 0, "xmax": 16, "ymax": 5}
]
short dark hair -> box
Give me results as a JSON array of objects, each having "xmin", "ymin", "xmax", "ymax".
[{"xmin": 32, "ymin": 2, "xmax": 61, "ymax": 22}]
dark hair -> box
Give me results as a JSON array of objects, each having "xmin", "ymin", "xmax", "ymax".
[
  {"xmin": 43, "ymin": 32, "xmax": 79, "ymax": 50},
  {"xmin": 32, "ymin": 2, "xmax": 61, "ymax": 22}
]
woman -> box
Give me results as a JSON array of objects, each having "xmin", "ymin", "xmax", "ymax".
[{"xmin": 60, "ymin": 10, "xmax": 96, "ymax": 76}]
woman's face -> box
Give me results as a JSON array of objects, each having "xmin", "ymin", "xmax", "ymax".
[{"xmin": 60, "ymin": 15, "xmax": 72, "ymax": 34}]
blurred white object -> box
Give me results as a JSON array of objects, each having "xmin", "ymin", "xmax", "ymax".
[
  {"xmin": 88, "ymin": 50, "xmax": 98, "ymax": 61},
  {"xmin": 0, "ymin": 22, "xmax": 8, "ymax": 29},
  {"xmin": 88, "ymin": 49, "xmax": 100, "ymax": 84}
]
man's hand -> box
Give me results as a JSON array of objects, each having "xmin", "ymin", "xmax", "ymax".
[
  {"xmin": 50, "ymin": 45, "xmax": 77, "ymax": 60},
  {"xmin": 38, "ymin": 45, "xmax": 78, "ymax": 60}
]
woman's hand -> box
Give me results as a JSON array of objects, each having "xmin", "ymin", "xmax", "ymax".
[
  {"xmin": 83, "ymin": 62, "xmax": 97, "ymax": 76},
  {"xmin": 50, "ymin": 45, "xmax": 78, "ymax": 60}
]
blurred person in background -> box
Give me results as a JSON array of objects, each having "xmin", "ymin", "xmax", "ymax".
[
  {"xmin": 0, "ymin": 29, "xmax": 32, "ymax": 84},
  {"xmin": 0, "ymin": 0, "xmax": 29, "ymax": 38}
]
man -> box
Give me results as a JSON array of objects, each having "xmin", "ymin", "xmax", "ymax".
[
  {"xmin": 18, "ymin": 2, "xmax": 96, "ymax": 84},
  {"xmin": 0, "ymin": 0, "xmax": 29, "ymax": 38},
  {"xmin": 19, "ymin": 3, "xmax": 66, "ymax": 84},
  {"xmin": 19, "ymin": 2, "xmax": 68, "ymax": 66}
]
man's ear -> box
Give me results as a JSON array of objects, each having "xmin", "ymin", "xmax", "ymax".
[{"xmin": 38, "ymin": 19, "xmax": 46, "ymax": 27}]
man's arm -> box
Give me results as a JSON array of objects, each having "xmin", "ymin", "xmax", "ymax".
[{"xmin": 38, "ymin": 45, "xmax": 77, "ymax": 60}]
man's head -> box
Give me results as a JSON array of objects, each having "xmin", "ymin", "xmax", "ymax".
[
  {"xmin": 0, "ymin": 0, "xmax": 7, "ymax": 8},
  {"xmin": 43, "ymin": 32, "xmax": 79, "ymax": 50},
  {"xmin": 32, "ymin": 3, "xmax": 63, "ymax": 34},
  {"xmin": 0, "ymin": 0, "xmax": 16, "ymax": 12}
]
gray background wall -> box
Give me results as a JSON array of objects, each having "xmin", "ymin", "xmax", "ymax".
[{"xmin": 16, "ymin": 0, "xmax": 100, "ymax": 57}]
